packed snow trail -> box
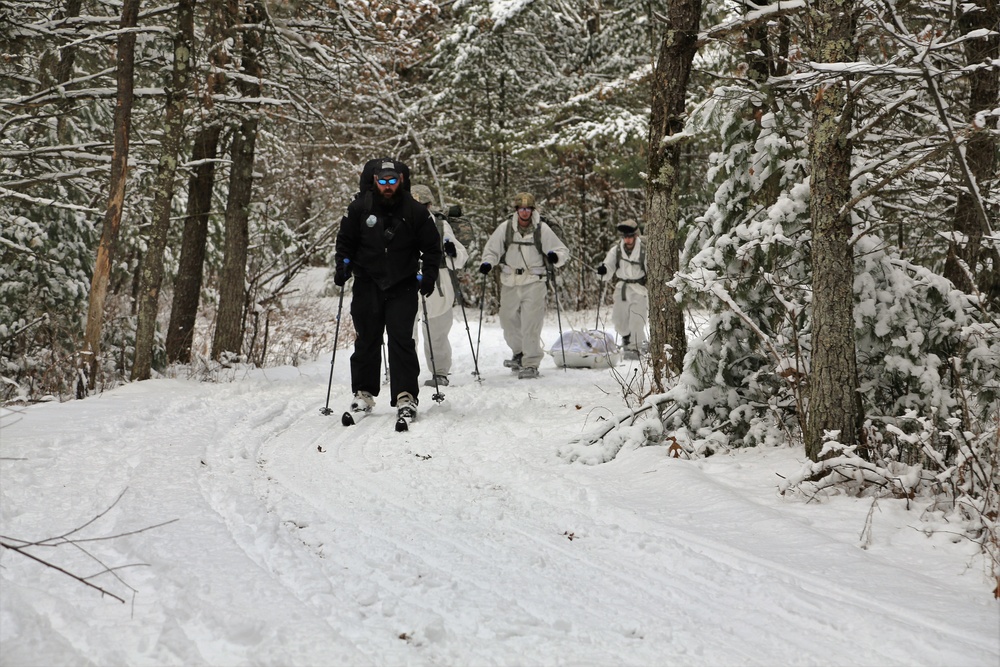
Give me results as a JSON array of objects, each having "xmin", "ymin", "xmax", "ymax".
[{"xmin": 1, "ymin": 319, "xmax": 996, "ymax": 666}]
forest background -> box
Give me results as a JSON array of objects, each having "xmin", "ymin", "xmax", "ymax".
[{"xmin": 1, "ymin": 0, "xmax": 998, "ymax": 593}]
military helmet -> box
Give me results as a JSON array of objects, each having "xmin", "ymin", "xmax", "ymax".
[
  {"xmin": 512, "ymin": 192, "xmax": 535, "ymax": 209},
  {"xmin": 411, "ymin": 184, "xmax": 435, "ymax": 206}
]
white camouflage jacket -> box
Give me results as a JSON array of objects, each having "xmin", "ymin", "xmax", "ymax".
[
  {"xmin": 423, "ymin": 216, "xmax": 470, "ymax": 318},
  {"xmin": 480, "ymin": 210, "xmax": 569, "ymax": 287}
]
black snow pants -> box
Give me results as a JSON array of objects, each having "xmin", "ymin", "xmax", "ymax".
[{"xmin": 349, "ymin": 276, "xmax": 420, "ymax": 406}]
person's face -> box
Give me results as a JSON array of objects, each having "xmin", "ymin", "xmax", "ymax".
[
  {"xmin": 623, "ymin": 233, "xmax": 636, "ymax": 250},
  {"xmin": 375, "ymin": 173, "xmax": 401, "ymax": 198},
  {"xmin": 516, "ymin": 206, "xmax": 533, "ymax": 225}
]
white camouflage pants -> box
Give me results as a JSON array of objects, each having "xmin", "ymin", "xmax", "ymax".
[
  {"xmin": 499, "ymin": 280, "xmax": 547, "ymax": 369},
  {"xmin": 612, "ymin": 283, "xmax": 648, "ymax": 350},
  {"xmin": 418, "ymin": 309, "xmax": 453, "ymax": 376}
]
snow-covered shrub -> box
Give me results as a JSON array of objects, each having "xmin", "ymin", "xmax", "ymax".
[
  {"xmin": 664, "ymin": 81, "xmax": 999, "ymax": 460},
  {"xmin": 0, "ymin": 209, "xmax": 95, "ymax": 403},
  {"xmin": 667, "ymin": 86, "xmax": 811, "ymax": 450},
  {"xmin": 558, "ymin": 396, "xmax": 669, "ymax": 464},
  {"xmin": 655, "ymin": 74, "xmax": 1000, "ymax": 592}
]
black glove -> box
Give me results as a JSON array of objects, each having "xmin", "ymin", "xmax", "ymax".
[
  {"xmin": 443, "ymin": 240, "xmax": 457, "ymax": 258},
  {"xmin": 479, "ymin": 262, "xmax": 492, "ymax": 275},
  {"xmin": 546, "ymin": 251, "xmax": 559, "ymax": 265},
  {"xmin": 419, "ymin": 274, "xmax": 435, "ymax": 298},
  {"xmin": 596, "ymin": 265, "xmax": 607, "ymax": 276},
  {"xmin": 334, "ymin": 261, "xmax": 351, "ymax": 286}
]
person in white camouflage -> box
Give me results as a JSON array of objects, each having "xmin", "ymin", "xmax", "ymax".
[
  {"xmin": 411, "ymin": 185, "xmax": 469, "ymax": 386},
  {"xmin": 478, "ymin": 192, "xmax": 569, "ymax": 379},
  {"xmin": 597, "ymin": 219, "xmax": 648, "ymax": 360}
]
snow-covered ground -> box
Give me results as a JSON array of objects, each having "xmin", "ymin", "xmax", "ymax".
[{"xmin": 1, "ymin": 278, "xmax": 997, "ymax": 666}]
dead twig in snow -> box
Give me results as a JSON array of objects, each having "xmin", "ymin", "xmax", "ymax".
[{"xmin": 0, "ymin": 488, "xmax": 178, "ymax": 604}]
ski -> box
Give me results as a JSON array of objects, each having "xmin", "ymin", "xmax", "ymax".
[
  {"xmin": 342, "ymin": 410, "xmax": 370, "ymax": 426},
  {"xmin": 344, "ymin": 410, "xmax": 414, "ymax": 431},
  {"xmin": 394, "ymin": 402, "xmax": 417, "ymax": 432}
]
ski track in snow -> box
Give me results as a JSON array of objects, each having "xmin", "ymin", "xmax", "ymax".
[
  {"xmin": 1, "ymin": 317, "xmax": 997, "ymax": 666},
  {"xmin": 188, "ymin": 329, "xmax": 995, "ymax": 665}
]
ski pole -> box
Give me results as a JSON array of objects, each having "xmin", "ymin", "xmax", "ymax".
[
  {"xmin": 382, "ymin": 340, "xmax": 389, "ymax": 385},
  {"xmin": 447, "ymin": 253, "xmax": 480, "ymax": 378},
  {"xmin": 320, "ymin": 259, "xmax": 349, "ymax": 415},
  {"xmin": 417, "ymin": 275, "xmax": 445, "ymax": 403},
  {"xmin": 595, "ymin": 279, "xmax": 617, "ymax": 367},
  {"xmin": 475, "ymin": 271, "xmax": 486, "ymax": 380},
  {"xmin": 547, "ymin": 263, "xmax": 567, "ymax": 371},
  {"xmin": 595, "ymin": 277, "xmax": 608, "ymax": 330}
]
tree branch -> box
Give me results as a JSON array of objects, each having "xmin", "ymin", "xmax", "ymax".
[{"xmin": 0, "ymin": 488, "xmax": 178, "ymax": 604}]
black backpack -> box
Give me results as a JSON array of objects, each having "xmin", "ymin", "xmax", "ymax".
[
  {"xmin": 439, "ymin": 204, "xmax": 479, "ymax": 253},
  {"xmin": 354, "ymin": 157, "xmax": 412, "ymax": 213}
]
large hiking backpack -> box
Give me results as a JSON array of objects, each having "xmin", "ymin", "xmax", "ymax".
[
  {"xmin": 501, "ymin": 215, "xmax": 568, "ymax": 262},
  {"xmin": 440, "ymin": 204, "xmax": 479, "ymax": 253}
]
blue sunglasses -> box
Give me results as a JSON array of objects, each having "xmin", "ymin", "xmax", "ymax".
[{"xmin": 377, "ymin": 177, "xmax": 399, "ymax": 186}]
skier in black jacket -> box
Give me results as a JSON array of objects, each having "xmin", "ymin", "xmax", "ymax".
[{"xmin": 334, "ymin": 159, "xmax": 441, "ymax": 424}]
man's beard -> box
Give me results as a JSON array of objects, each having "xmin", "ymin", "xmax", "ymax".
[{"xmin": 378, "ymin": 188, "xmax": 401, "ymax": 205}]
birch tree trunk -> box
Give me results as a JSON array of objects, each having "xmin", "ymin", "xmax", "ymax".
[
  {"xmin": 645, "ymin": 0, "xmax": 701, "ymax": 389},
  {"xmin": 212, "ymin": 0, "xmax": 263, "ymax": 361},
  {"xmin": 81, "ymin": 0, "xmax": 140, "ymax": 392},
  {"xmin": 132, "ymin": 0, "xmax": 195, "ymax": 380},
  {"xmin": 805, "ymin": 0, "xmax": 864, "ymax": 461}
]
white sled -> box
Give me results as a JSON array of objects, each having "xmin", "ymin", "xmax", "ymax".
[{"xmin": 548, "ymin": 329, "xmax": 621, "ymax": 369}]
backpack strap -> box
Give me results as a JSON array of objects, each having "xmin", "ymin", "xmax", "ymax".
[
  {"xmin": 615, "ymin": 241, "xmax": 647, "ymax": 299},
  {"xmin": 435, "ymin": 217, "xmax": 448, "ymax": 269},
  {"xmin": 500, "ymin": 220, "xmax": 539, "ymax": 266}
]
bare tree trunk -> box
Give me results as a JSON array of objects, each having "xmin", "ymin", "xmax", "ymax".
[
  {"xmin": 53, "ymin": 0, "xmax": 83, "ymax": 144},
  {"xmin": 485, "ymin": 69, "xmax": 509, "ymax": 232},
  {"xmin": 82, "ymin": 0, "xmax": 140, "ymax": 392},
  {"xmin": 212, "ymin": 0, "xmax": 264, "ymax": 361},
  {"xmin": 164, "ymin": 127, "xmax": 221, "ymax": 363},
  {"xmin": 805, "ymin": 0, "xmax": 864, "ymax": 461},
  {"xmin": 165, "ymin": 0, "xmax": 231, "ymax": 364},
  {"xmin": 944, "ymin": 0, "xmax": 999, "ymax": 306},
  {"xmin": 645, "ymin": 0, "xmax": 701, "ymax": 390},
  {"xmin": 132, "ymin": 0, "xmax": 195, "ymax": 380}
]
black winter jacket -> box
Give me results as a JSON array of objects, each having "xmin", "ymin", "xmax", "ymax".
[{"xmin": 334, "ymin": 191, "xmax": 441, "ymax": 292}]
